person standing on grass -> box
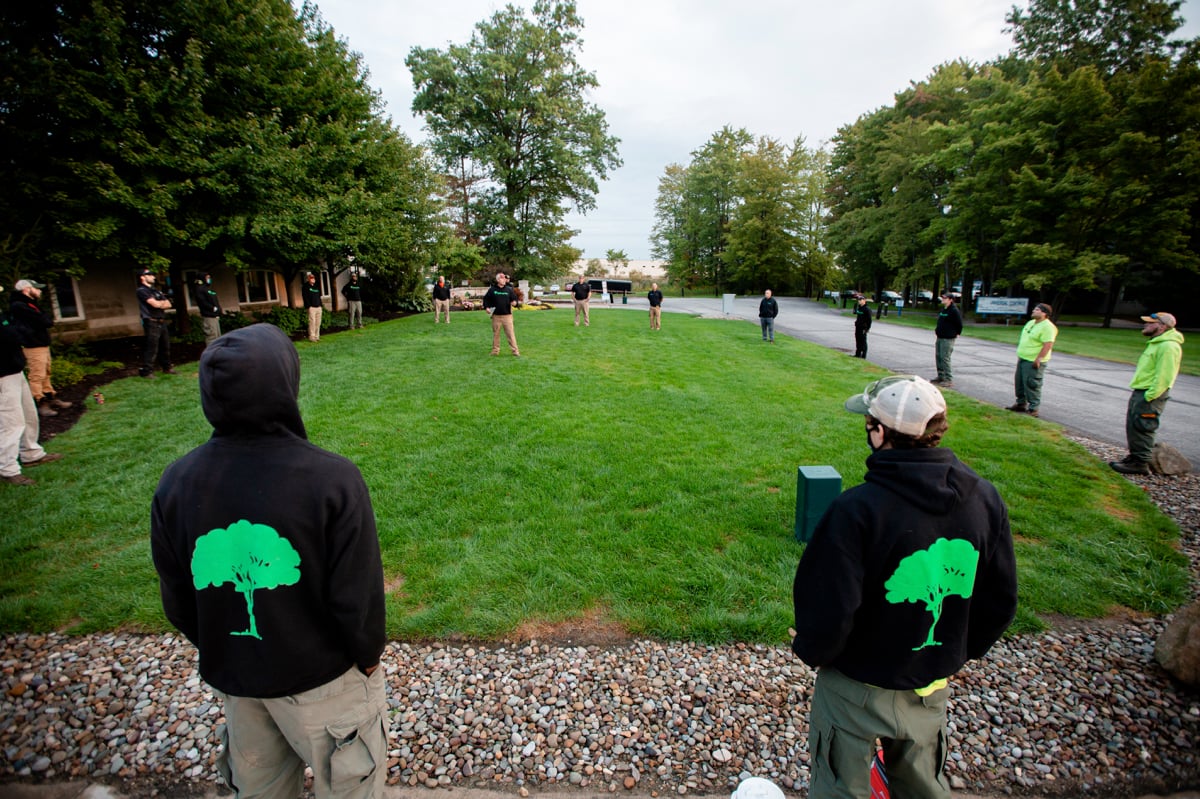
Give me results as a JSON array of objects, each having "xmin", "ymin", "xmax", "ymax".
[
  {"xmin": 759, "ymin": 289, "xmax": 779, "ymax": 342},
  {"xmin": 432, "ymin": 275, "xmax": 452, "ymax": 324},
  {"xmin": 1110, "ymin": 312, "xmax": 1185, "ymax": 476},
  {"xmin": 136, "ymin": 269, "xmax": 175, "ymax": 378},
  {"xmin": 193, "ymin": 273, "xmax": 222, "ymax": 345},
  {"xmin": 933, "ymin": 292, "xmax": 962, "ymax": 386},
  {"xmin": 484, "ymin": 272, "xmax": 520, "ymax": 356},
  {"xmin": 1008, "ymin": 302, "xmax": 1057, "ymax": 418},
  {"xmin": 303, "ymin": 272, "xmax": 323, "ymax": 343},
  {"xmin": 151, "ymin": 324, "xmax": 388, "ymax": 799},
  {"xmin": 9, "ymin": 279, "xmax": 73, "ymax": 417},
  {"xmin": 1, "ymin": 304, "xmax": 64, "ymax": 486},
  {"xmin": 792, "ymin": 374, "xmax": 1017, "ymax": 799},
  {"xmin": 572, "ymin": 274, "xmax": 591, "ymax": 327},
  {"xmin": 647, "ymin": 283, "xmax": 663, "ymax": 330},
  {"xmin": 853, "ymin": 294, "xmax": 872, "ymax": 358},
  {"xmin": 342, "ymin": 272, "xmax": 364, "ymax": 330}
]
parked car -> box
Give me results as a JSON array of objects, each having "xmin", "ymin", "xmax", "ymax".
[
  {"xmin": 917, "ymin": 290, "xmax": 933, "ymax": 301},
  {"xmin": 879, "ymin": 290, "xmax": 903, "ymax": 303},
  {"xmin": 549, "ymin": 284, "xmax": 561, "ymax": 293}
]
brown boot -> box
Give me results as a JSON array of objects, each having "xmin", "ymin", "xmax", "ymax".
[{"xmin": 37, "ymin": 399, "xmax": 57, "ymax": 417}]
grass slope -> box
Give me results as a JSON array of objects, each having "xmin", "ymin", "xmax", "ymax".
[{"xmin": 0, "ymin": 307, "xmax": 1187, "ymax": 642}]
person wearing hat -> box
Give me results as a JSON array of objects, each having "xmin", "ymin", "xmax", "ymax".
[
  {"xmin": 932, "ymin": 291, "xmax": 963, "ymax": 386},
  {"xmin": 792, "ymin": 375, "xmax": 1017, "ymax": 799},
  {"xmin": 136, "ymin": 269, "xmax": 175, "ymax": 378},
  {"xmin": 1110, "ymin": 312, "xmax": 1185, "ymax": 475},
  {"xmin": 852, "ymin": 294, "xmax": 872, "ymax": 358},
  {"xmin": 192, "ymin": 273, "xmax": 222, "ymax": 345},
  {"xmin": 302, "ymin": 272, "xmax": 323, "ymax": 342},
  {"xmin": 9, "ymin": 279, "xmax": 73, "ymax": 416},
  {"xmin": 1, "ymin": 295, "xmax": 64, "ymax": 486},
  {"xmin": 1008, "ymin": 302, "xmax": 1057, "ymax": 417}
]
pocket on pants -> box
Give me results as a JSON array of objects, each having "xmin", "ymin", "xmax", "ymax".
[
  {"xmin": 1134, "ymin": 412, "xmax": 1160, "ymax": 434},
  {"xmin": 326, "ymin": 714, "xmax": 385, "ymax": 793}
]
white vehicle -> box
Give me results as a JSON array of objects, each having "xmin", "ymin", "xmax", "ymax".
[{"xmin": 549, "ymin": 284, "xmax": 561, "ymax": 293}]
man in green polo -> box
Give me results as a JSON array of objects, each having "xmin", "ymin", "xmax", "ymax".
[{"xmin": 1008, "ymin": 302, "xmax": 1057, "ymax": 418}]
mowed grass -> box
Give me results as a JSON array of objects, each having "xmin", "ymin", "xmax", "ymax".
[{"xmin": 0, "ymin": 307, "xmax": 1188, "ymax": 642}]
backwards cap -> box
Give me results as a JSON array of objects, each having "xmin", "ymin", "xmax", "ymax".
[{"xmin": 844, "ymin": 375, "xmax": 946, "ymax": 437}]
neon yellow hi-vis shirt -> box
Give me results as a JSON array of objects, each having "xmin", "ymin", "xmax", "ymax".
[
  {"xmin": 1017, "ymin": 318, "xmax": 1057, "ymax": 362},
  {"xmin": 1130, "ymin": 328, "xmax": 1185, "ymax": 402}
]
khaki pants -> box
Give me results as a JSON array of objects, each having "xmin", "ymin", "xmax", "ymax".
[
  {"xmin": 201, "ymin": 316, "xmax": 221, "ymax": 345},
  {"xmin": 649, "ymin": 307, "xmax": 661, "ymax": 329},
  {"xmin": 490, "ymin": 313, "xmax": 519, "ymax": 355},
  {"xmin": 308, "ymin": 307, "xmax": 323, "ymax": 342},
  {"xmin": 434, "ymin": 298, "xmax": 450, "ymax": 323},
  {"xmin": 22, "ymin": 347, "xmax": 54, "ymax": 400},
  {"xmin": 215, "ymin": 667, "xmax": 388, "ymax": 799},
  {"xmin": 809, "ymin": 668, "xmax": 951, "ymax": 799},
  {"xmin": 0, "ymin": 372, "xmax": 46, "ymax": 477},
  {"xmin": 574, "ymin": 298, "xmax": 590, "ymax": 326}
]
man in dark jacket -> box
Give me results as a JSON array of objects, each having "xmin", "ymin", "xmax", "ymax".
[
  {"xmin": 303, "ymin": 272, "xmax": 324, "ymax": 342},
  {"xmin": 572, "ymin": 274, "xmax": 591, "ymax": 327},
  {"xmin": 647, "ymin": 283, "xmax": 663, "ymax": 330},
  {"xmin": 852, "ymin": 295, "xmax": 872, "ymax": 358},
  {"xmin": 792, "ymin": 374, "xmax": 1017, "ymax": 799},
  {"xmin": 193, "ymin": 273, "xmax": 222, "ymax": 345},
  {"xmin": 151, "ymin": 324, "xmax": 388, "ymax": 798},
  {"xmin": 342, "ymin": 273, "xmax": 364, "ymax": 329},
  {"xmin": 432, "ymin": 275, "xmax": 451, "ymax": 324},
  {"xmin": 758, "ymin": 289, "xmax": 779, "ymax": 342},
  {"xmin": 10, "ymin": 279, "xmax": 73, "ymax": 416},
  {"xmin": 484, "ymin": 272, "xmax": 520, "ymax": 356},
  {"xmin": 136, "ymin": 269, "xmax": 175, "ymax": 378},
  {"xmin": 933, "ymin": 292, "xmax": 963, "ymax": 386}
]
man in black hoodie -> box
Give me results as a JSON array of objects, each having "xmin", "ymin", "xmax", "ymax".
[
  {"xmin": 151, "ymin": 324, "xmax": 388, "ymax": 798},
  {"xmin": 792, "ymin": 375, "xmax": 1016, "ymax": 799}
]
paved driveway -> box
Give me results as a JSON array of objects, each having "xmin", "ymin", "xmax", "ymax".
[{"xmin": 630, "ymin": 294, "xmax": 1199, "ymax": 466}]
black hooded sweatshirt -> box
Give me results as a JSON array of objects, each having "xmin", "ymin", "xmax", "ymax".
[
  {"xmin": 792, "ymin": 447, "xmax": 1017, "ymax": 690},
  {"xmin": 151, "ymin": 324, "xmax": 385, "ymax": 698}
]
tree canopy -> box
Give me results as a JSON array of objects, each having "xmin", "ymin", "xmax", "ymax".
[
  {"xmin": 407, "ymin": 0, "xmax": 621, "ymax": 282},
  {"xmin": 0, "ymin": 0, "xmax": 443, "ymax": 303}
]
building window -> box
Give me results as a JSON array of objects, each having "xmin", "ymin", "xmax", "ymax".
[
  {"xmin": 319, "ymin": 271, "xmax": 331, "ymax": 297},
  {"xmin": 182, "ymin": 270, "xmax": 201, "ymax": 310},
  {"xmin": 51, "ymin": 275, "xmax": 84, "ymax": 321},
  {"xmin": 237, "ymin": 270, "xmax": 278, "ymax": 304}
]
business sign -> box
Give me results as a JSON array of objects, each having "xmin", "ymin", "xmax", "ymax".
[{"xmin": 976, "ymin": 297, "xmax": 1030, "ymax": 315}]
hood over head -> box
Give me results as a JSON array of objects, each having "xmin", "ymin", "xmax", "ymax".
[{"xmin": 199, "ymin": 324, "xmax": 306, "ymax": 439}]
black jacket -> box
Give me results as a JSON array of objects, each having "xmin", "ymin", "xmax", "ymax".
[
  {"xmin": 341, "ymin": 281, "xmax": 363, "ymax": 302},
  {"xmin": 792, "ymin": 447, "xmax": 1017, "ymax": 690},
  {"xmin": 573, "ymin": 281, "xmax": 591, "ymax": 300},
  {"xmin": 302, "ymin": 282, "xmax": 323, "ymax": 309},
  {"xmin": 193, "ymin": 284, "xmax": 221, "ymax": 318},
  {"xmin": 0, "ymin": 313, "xmax": 27, "ymax": 376},
  {"xmin": 854, "ymin": 302, "xmax": 873, "ymax": 332},
  {"xmin": 484, "ymin": 284, "xmax": 518, "ymax": 315},
  {"xmin": 151, "ymin": 324, "xmax": 385, "ymax": 698},
  {"xmin": 9, "ymin": 291, "xmax": 53, "ymax": 347},
  {"xmin": 936, "ymin": 303, "xmax": 963, "ymax": 339},
  {"xmin": 759, "ymin": 297, "xmax": 779, "ymax": 318},
  {"xmin": 432, "ymin": 282, "xmax": 451, "ymax": 301},
  {"xmin": 647, "ymin": 290, "xmax": 663, "ymax": 308}
]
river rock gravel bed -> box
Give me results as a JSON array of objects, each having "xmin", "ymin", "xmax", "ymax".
[{"xmin": 2, "ymin": 437, "xmax": 1197, "ymax": 797}]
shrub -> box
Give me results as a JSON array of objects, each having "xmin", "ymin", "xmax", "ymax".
[
  {"xmin": 255, "ymin": 306, "xmax": 307, "ymax": 335},
  {"xmin": 397, "ymin": 292, "xmax": 432, "ymax": 314}
]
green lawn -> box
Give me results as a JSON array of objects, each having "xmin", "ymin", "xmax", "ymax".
[
  {"xmin": 0, "ymin": 308, "xmax": 1187, "ymax": 642},
  {"xmin": 861, "ymin": 306, "xmax": 1198, "ymax": 375}
]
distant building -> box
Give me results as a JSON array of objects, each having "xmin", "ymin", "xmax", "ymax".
[{"xmin": 573, "ymin": 259, "xmax": 667, "ymax": 279}]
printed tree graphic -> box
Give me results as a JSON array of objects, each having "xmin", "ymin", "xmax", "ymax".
[
  {"xmin": 191, "ymin": 520, "xmax": 301, "ymax": 640},
  {"xmin": 884, "ymin": 537, "xmax": 980, "ymax": 651}
]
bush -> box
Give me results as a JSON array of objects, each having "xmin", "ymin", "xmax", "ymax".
[
  {"xmin": 255, "ymin": 306, "xmax": 307, "ymax": 335},
  {"xmin": 397, "ymin": 292, "xmax": 432, "ymax": 314}
]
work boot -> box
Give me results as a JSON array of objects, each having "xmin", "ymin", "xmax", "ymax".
[
  {"xmin": 49, "ymin": 396, "xmax": 74, "ymax": 409},
  {"xmin": 1007, "ymin": 403, "xmax": 1029, "ymax": 413},
  {"xmin": 1110, "ymin": 460, "xmax": 1150, "ymax": 475},
  {"xmin": 37, "ymin": 400, "xmax": 57, "ymax": 417}
]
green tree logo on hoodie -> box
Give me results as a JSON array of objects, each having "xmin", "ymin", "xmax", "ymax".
[
  {"xmin": 191, "ymin": 520, "xmax": 301, "ymax": 640},
  {"xmin": 884, "ymin": 537, "xmax": 979, "ymax": 651}
]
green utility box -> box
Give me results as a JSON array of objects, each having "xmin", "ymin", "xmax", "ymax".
[{"xmin": 794, "ymin": 465, "xmax": 842, "ymax": 543}]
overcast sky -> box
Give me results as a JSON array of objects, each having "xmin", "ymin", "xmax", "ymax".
[{"xmin": 304, "ymin": 0, "xmax": 1200, "ymax": 260}]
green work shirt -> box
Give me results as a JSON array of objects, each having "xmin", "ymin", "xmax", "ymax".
[{"xmin": 1016, "ymin": 318, "xmax": 1057, "ymax": 363}]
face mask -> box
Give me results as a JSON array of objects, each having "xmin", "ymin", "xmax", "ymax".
[{"xmin": 866, "ymin": 424, "xmax": 883, "ymax": 453}]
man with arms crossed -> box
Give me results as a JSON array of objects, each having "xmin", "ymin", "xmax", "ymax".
[{"xmin": 1110, "ymin": 312, "xmax": 1185, "ymax": 475}]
